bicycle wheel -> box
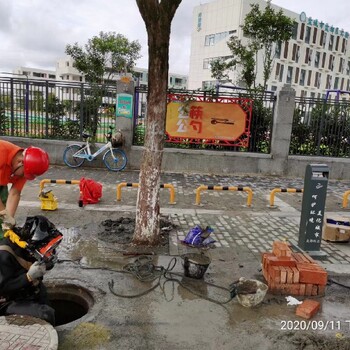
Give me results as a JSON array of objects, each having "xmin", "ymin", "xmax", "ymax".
[
  {"xmin": 103, "ymin": 148, "xmax": 127, "ymax": 171},
  {"xmin": 63, "ymin": 144, "xmax": 86, "ymax": 168}
]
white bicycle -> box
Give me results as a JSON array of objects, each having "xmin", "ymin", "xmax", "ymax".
[{"xmin": 63, "ymin": 126, "xmax": 127, "ymax": 171}]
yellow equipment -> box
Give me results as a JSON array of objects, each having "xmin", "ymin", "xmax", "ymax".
[{"xmin": 39, "ymin": 190, "xmax": 58, "ymax": 211}]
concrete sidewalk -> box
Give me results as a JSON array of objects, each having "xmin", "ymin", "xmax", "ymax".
[{"xmin": 6, "ymin": 165, "xmax": 350, "ymax": 350}]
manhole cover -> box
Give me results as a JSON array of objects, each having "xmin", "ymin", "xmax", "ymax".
[{"xmin": 0, "ymin": 314, "xmax": 58, "ymax": 350}]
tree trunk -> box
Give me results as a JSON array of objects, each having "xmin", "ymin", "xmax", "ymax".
[{"xmin": 133, "ymin": 0, "xmax": 182, "ymax": 245}]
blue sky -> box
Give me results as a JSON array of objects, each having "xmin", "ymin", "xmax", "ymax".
[{"xmin": 0, "ymin": 0, "xmax": 348, "ymax": 76}]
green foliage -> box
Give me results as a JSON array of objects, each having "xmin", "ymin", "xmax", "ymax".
[
  {"xmin": 46, "ymin": 94, "xmax": 79, "ymax": 140},
  {"xmin": 66, "ymin": 31, "xmax": 141, "ymax": 83},
  {"xmin": 290, "ymin": 102, "xmax": 350, "ymax": 157},
  {"xmin": 211, "ymin": 1, "xmax": 294, "ymax": 91},
  {"xmin": 73, "ymin": 93, "xmax": 101, "ymax": 139},
  {"xmin": 0, "ymin": 101, "xmax": 8, "ymax": 135}
]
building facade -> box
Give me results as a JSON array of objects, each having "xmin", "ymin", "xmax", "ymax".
[
  {"xmin": 188, "ymin": 0, "xmax": 350, "ymax": 98},
  {"xmin": 12, "ymin": 57, "xmax": 188, "ymax": 90}
]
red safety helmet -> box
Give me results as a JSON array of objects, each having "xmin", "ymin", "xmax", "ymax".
[{"xmin": 23, "ymin": 146, "xmax": 49, "ymax": 180}]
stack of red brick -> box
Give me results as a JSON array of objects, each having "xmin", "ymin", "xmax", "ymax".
[{"xmin": 262, "ymin": 241, "xmax": 327, "ymax": 296}]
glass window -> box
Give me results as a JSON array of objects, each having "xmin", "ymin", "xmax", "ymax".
[
  {"xmin": 314, "ymin": 51, "xmax": 320, "ymax": 68},
  {"xmin": 305, "ymin": 26, "xmax": 311, "ymax": 44},
  {"xmin": 300, "ymin": 69, "xmax": 306, "ymax": 86},
  {"xmin": 197, "ymin": 12, "xmax": 202, "ymax": 31},
  {"xmin": 300, "ymin": 23, "xmax": 305, "ymax": 40},
  {"xmin": 312, "ymin": 28, "xmax": 317, "ymax": 44},
  {"xmin": 275, "ymin": 42, "xmax": 281, "ymax": 58},
  {"xmin": 292, "ymin": 22, "xmax": 298, "ymax": 40},
  {"xmin": 287, "ymin": 66, "xmax": 293, "ymax": 84},
  {"xmin": 283, "ymin": 42, "xmax": 289, "ymax": 59},
  {"xmin": 328, "ymin": 35, "xmax": 334, "ymax": 51},
  {"xmin": 279, "ymin": 64, "xmax": 284, "ymax": 82},
  {"xmin": 335, "ymin": 36, "xmax": 340, "ymax": 51},
  {"xmin": 295, "ymin": 67, "xmax": 300, "ymax": 83}
]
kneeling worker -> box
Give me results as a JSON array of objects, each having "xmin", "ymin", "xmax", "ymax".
[
  {"xmin": 0, "ymin": 216, "xmax": 63, "ymax": 325},
  {"xmin": 0, "ymin": 139, "xmax": 50, "ymax": 238}
]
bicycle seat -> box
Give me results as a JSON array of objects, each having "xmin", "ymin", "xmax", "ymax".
[{"xmin": 82, "ymin": 133, "xmax": 91, "ymax": 139}]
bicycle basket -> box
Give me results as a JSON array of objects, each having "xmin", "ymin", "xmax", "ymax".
[{"xmin": 111, "ymin": 131, "xmax": 124, "ymax": 147}]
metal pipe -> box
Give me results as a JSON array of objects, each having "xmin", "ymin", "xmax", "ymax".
[
  {"xmin": 195, "ymin": 185, "xmax": 253, "ymax": 206},
  {"xmin": 269, "ymin": 188, "xmax": 303, "ymax": 207}
]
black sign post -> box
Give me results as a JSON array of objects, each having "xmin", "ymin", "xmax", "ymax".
[{"xmin": 297, "ymin": 164, "xmax": 329, "ymax": 258}]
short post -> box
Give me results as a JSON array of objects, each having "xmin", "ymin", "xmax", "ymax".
[{"xmin": 297, "ymin": 164, "xmax": 329, "ymax": 259}]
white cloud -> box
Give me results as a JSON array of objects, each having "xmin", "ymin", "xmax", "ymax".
[{"xmin": 0, "ymin": 0, "xmax": 349, "ymax": 76}]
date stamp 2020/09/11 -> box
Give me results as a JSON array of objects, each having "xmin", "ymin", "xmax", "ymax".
[{"xmin": 281, "ymin": 320, "xmax": 350, "ymax": 331}]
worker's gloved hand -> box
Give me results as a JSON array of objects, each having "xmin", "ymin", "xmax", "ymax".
[
  {"xmin": 27, "ymin": 261, "xmax": 47, "ymax": 281},
  {"xmin": 0, "ymin": 209, "xmax": 16, "ymax": 231}
]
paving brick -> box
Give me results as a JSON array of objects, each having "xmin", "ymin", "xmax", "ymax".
[
  {"xmin": 297, "ymin": 263, "xmax": 328, "ymax": 286},
  {"xmin": 296, "ymin": 299, "xmax": 321, "ymax": 319}
]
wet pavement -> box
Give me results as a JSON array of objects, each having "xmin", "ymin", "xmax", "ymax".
[{"xmin": 5, "ymin": 165, "xmax": 350, "ymax": 349}]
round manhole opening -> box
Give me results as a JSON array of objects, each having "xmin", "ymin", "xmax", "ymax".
[{"xmin": 46, "ymin": 282, "xmax": 94, "ymax": 327}]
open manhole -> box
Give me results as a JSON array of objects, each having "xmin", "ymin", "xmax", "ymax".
[{"xmin": 46, "ymin": 282, "xmax": 94, "ymax": 327}]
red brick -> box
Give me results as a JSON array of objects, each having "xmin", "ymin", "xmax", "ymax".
[
  {"xmin": 296, "ymin": 299, "xmax": 320, "ymax": 319},
  {"xmin": 292, "ymin": 267, "xmax": 300, "ymax": 283},
  {"xmin": 272, "ymin": 265, "xmax": 282, "ymax": 283},
  {"xmin": 269, "ymin": 283, "xmax": 301, "ymax": 296},
  {"xmin": 301, "ymin": 253, "xmax": 317, "ymax": 264},
  {"xmin": 311, "ymin": 285, "xmax": 318, "ymax": 296},
  {"xmin": 285, "ymin": 266, "xmax": 294, "ymax": 284},
  {"xmin": 273, "ymin": 241, "xmax": 292, "ymax": 257},
  {"xmin": 280, "ymin": 266, "xmax": 287, "ymax": 284},
  {"xmin": 299, "ymin": 284, "xmax": 306, "ymax": 296},
  {"xmin": 297, "ymin": 263, "xmax": 328, "ymax": 286},
  {"xmin": 305, "ymin": 284, "xmax": 313, "ymax": 296},
  {"xmin": 265, "ymin": 254, "xmax": 296, "ymax": 268},
  {"xmin": 318, "ymin": 285, "xmax": 326, "ymax": 296}
]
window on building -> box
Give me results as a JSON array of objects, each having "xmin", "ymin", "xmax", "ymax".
[
  {"xmin": 334, "ymin": 77, "xmax": 339, "ymax": 89},
  {"xmin": 292, "ymin": 44, "xmax": 297, "ymax": 61},
  {"xmin": 270, "ymin": 85, "xmax": 277, "ymax": 92},
  {"xmin": 339, "ymin": 58, "xmax": 344, "ymax": 73},
  {"xmin": 295, "ymin": 67, "xmax": 300, "ymax": 84},
  {"xmin": 347, "ymin": 61, "xmax": 350, "ymax": 75},
  {"xmin": 342, "ymin": 38, "xmax": 347, "ymax": 53},
  {"xmin": 305, "ymin": 26, "xmax": 311, "ymax": 44},
  {"xmin": 347, "ymin": 79, "xmax": 350, "ymax": 91},
  {"xmin": 328, "ymin": 35, "xmax": 334, "ymax": 51},
  {"xmin": 319, "ymin": 30, "xmax": 324, "ymax": 47},
  {"xmin": 300, "ymin": 23, "xmax": 305, "ymax": 40},
  {"xmin": 323, "ymin": 32, "xmax": 327, "ymax": 48},
  {"xmin": 49, "ymin": 74, "xmax": 56, "ymax": 79},
  {"xmin": 310, "ymin": 92, "xmax": 315, "ymax": 99},
  {"xmin": 66, "ymin": 61, "xmax": 69, "ymax": 67},
  {"xmin": 312, "ymin": 28, "xmax": 317, "ymax": 44},
  {"xmin": 287, "ymin": 66, "xmax": 293, "ymax": 84},
  {"xmin": 335, "ymin": 36, "xmax": 340, "ymax": 51},
  {"xmin": 322, "ymin": 52, "xmax": 327, "ymax": 68},
  {"xmin": 326, "ymin": 75, "xmax": 332, "ymax": 89},
  {"xmin": 307, "ymin": 70, "xmax": 312, "ymax": 86},
  {"xmin": 292, "ymin": 22, "xmax": 298, "ymax": 40},
  {"xmin": 328, "ymin": 55, "xmax": 334, "ymax": 71},
  {"xmin": 205, "ymin": 34, "xmax": 215, "ymax": 46},
  {"xmin": 314, "ymin": 72, "xmax": 321, "ymax": 88},
  {"xmin": 300, "ymin": 69, "xmax": 306, "ymax": 86},
  {"xmin": 305, "ymin": 48, "xmax": 310, "ymax": 64},
  {"xmin": 314, "ymin": 51, "xmax": 320, "ymax": 68},
  {"xmin": 275, "ymin": 42, "xmax": 281, "ymax": 58},
  {"xmin": 283, "ymin": 42, "xmax": 289, "ymax": 59},
  {"xmin": 202, "ymin": 80, "xmax": 216, "ymax": 90},
  {"xmin": 341, "ymin": 77, "xmax": 345, "ymax": 90},
  {"xmin": 197, "ymin": 12, "xmax": 202, "ymax": 31},
  {"xmin": 279, "ymin": 64, "xmax": 284, "ymax": 82},
  {"xmin": 275, "ymin": 63, "xmax": 280, "ymax": 80}
]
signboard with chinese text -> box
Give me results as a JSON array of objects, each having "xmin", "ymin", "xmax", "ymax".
[
  {"xmin": 298, "ymin": 164, "xmax": 329, "ymax": 252},
  {"xmin": 116, "ymin": 93, "xmax": 133, "ymax": 118},
  {"xmin": 165, "ymin": 94, "xmax": 252, "ymax": 147}
]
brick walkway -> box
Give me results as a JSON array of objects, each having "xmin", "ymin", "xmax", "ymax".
[{"xmin": 0, "ymin": 315, "xmax": 58, "ymax": 350}]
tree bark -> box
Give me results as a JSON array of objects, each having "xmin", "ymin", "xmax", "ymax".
[{"xmin": 133, "ymin": 0, "xmax": 182, "ymax": 245}]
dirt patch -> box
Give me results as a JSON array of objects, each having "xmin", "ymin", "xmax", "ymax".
[{"xmin": 97, "ymin": 216, "xmax": 177, "ymax": 253}]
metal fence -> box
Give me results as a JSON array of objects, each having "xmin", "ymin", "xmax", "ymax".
[
  {"xmin": 290, "ymin": 96, "xmax": 350, "ymax": 157},
  {"xmin": 0, "ymin": 77, "xmax": 116, "ymax": 142}
]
